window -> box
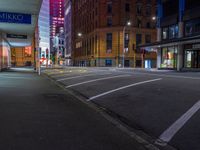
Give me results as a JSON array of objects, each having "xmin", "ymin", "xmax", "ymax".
[
  {"xmin": 163, "ymin": 0, "xmax": 179, "ymax": 17},
  {"xmin": 161, "ymin": 46, "xmax": 177, "ymax": 68},
  {"xmin": 105, "ymin": 59, "xmax": 112, "ymax": 66},
  {"xmin": 185, "ymin": 51, "xmax": 193, "ymax": 68},
  {"xmin": 136, "ymin": 60, "xmax": 142, "ymax": 67},
  {"xmin": 137, "ymin": 18, "xmax": 142, "ymax": 28},
  {"xmin": 146, "ymin": 22, "xmax": 151, "ymax": 28},
  {"xmin": 147, "ymin": 0, "xmax": 151, "ymax": 4},
  {"xmin": 162, "ymin": 27, "xmax": 168, "ymax": 40},
  {"xmin": 95, "ymin": 8, "xmax": 98, "ymax": 15},
  {"xmin": 136, "ymin": 34, "xmax": 142, "ymax": 46},
  {"xmin": 145, "ymin": 34, "xmax": 151, "ymax": 43},
  {"xmin": 106, "ymin": 33, "xmax": 112, "ymax": 53},
  {"xmin": 24, "ymin": 46, "xmax": 32, "ymax": 57},
  {"xmin": 137, "ymin": 5, "xmax": 142, "ymax": 15},
  {"xmin": 169, "ymin": 25, "xmax": 178, "ymax": 39},
  {"xmin": 125, "ymin": 3, "xmax": 130, "ymax": 12},
  {"xmin": 146, "ymin": 6, "xmax": 151, "ymax": 16},
  {"xmin": 185, "ymin": 19, "xmax": 200, "ymax": 36},
  {"xmin": 107, "ymin": 3, "xmax": 112, "ymax": 13},
  {"xmin": 185, "ymin": 46, "xmax": 200, "ymax": 68},
  {"xmin": 185, "ymin": 0, "xmax": 200, "ymax": 10},
  {"xmin": 162, "ymin": 25, "xmax": 178, "ymax": 40},
  {"xmin": 107, "ymin": 17, "xmax": 112, "ymax": 27},
  {"xmin": 124, "ymin": 33, "xmax": 129, "ymax": 53}
]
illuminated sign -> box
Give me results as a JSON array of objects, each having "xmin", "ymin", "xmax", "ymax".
[
  {"xmin": 7, "ymin": 34, "xmax": 27, "ymax": 39},
  {"xmin": 0, "ymin": 12, "xmax": 31, "ymax": 24}
]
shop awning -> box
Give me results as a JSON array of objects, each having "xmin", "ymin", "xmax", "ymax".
[{"xmin": 0, "ymin": 0, "xmax": 42, "ymax": 47}]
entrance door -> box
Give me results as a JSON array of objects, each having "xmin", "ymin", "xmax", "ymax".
[
  {"xmin": 125, "ymin": 60, "xmax": 130, "ymax": 67},
  {"xmin": 192, "ymin": 51, "xmax": 198, "ymax": 68},
  {"xmin": 185, "ymin": 50, "xmax": 200, "ymax": 68}
]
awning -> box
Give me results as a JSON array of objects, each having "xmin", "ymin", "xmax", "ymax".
[
  {"xmin": 0, "ymin": 0, "xmax": 42, "ymax": 47},
  {"xmin": 139, "ymin": 35, "xmax": 200, "ymax": 50}
]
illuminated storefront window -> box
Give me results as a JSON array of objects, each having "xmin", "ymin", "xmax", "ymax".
[
  {"xmin": 184, "ymin": 44, "xmax": 200, "ymax": 68},
  {"xmin": 24, "ymin": 46, "xmax": 32, "ymax": 57},
  {"xmin": 161, "ymin": 46, "xmax": 177, "ymax": 68},
  {"xmin": 0, "ymin": 39, "xmax": 11, "ymax": 69}
]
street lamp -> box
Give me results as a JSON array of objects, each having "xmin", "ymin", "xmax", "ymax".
[
  {"xmin": 77, "ymin": 32, "xmax": 84, "ymax": 66},
  {"xmin": 122, "ymin": 21, "xmax": 131, "ymax": 68},
  {"xmin": 152, "ymin": 16, "xmax": 156, "ymax": 21},
  {"xmin": 78, "ymin": 32, "xmax": 82, "ymax": 37}
]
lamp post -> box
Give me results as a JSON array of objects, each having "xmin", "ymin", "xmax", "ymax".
[
  {"xmin": 122, "ymin": 21, "xmax": 131, "ymax": 68},
  {"xmin": 77, "ymin": 32, "xmax": 83, "ymax": 66}
]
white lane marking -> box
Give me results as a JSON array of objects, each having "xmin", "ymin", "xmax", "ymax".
[
  {"xmin": 88, "ymin": 78, "xmax": 162, "ymax": 101},
  {"xmin": 57, "ymin": 73, "xmax": 111, "ymax": 81},
  {"xmin": 48, "ymin": 71, "xmax": 73, "ymax": 76},
  {"xmin": 158, "ymin": 100, "xmax": 200, "ymax": 143},
  {"xmin": 65, "ymin": 75, "xmax": 131, "ymax": 88},
  {"xmin": 51, "ymin": 70, "xmax": 107, "ymax": 77}
]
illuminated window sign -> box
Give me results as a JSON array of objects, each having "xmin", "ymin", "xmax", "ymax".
[{"xmin": 0, "ymin": 12, "xmax": 31, "ymax": 24}]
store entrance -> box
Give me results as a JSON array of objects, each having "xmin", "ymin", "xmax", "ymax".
[{"xmin": 185, "ymin": 50, "xmax": 200, "ymax": 68}]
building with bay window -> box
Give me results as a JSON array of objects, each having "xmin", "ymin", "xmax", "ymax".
[{"xmin": 141, "ymin": 0, "xmax": 200, "ymax": 71}]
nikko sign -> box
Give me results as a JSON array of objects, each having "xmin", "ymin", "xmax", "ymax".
[{"xmin": 0, "ymin": 12, "xmax": 31, "ymax": 24}]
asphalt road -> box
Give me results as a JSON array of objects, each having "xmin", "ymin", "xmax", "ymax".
[
  {"xmin": 43, "ymin": 67, "xmax": 200, "ymax": 150},
  {"xmin": 0, "ymin": 68, "xmax": 146, "ymax": 150}
]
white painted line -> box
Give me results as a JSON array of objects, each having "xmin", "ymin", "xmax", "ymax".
[
  {"xmin": 48, "ymin": 71, "xmax": 73, "ymax": 76},
  {"xmin": 65, "ymin": 75, "xmax": 131, "ymax": 88},
  {"xmin": 88, "ymin": 78, "xmax": 162, "ymax": 101},
  {"xmin": 51, "ymin": 70, "xmax": 105, "ymax": 78},
  {"xmin": 159, "ymin": 100, "xmax": 200, "ymax": 143},
  {"xmin": 57, "ymin": 73, "xmax": 111, "ymax": 81}
]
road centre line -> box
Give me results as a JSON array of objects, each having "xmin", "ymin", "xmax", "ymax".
[
  {"xmin": 88, "ymin": 78, "xmax": 162, "ymax": 101},
  {"xmin": 57, "ymin": 73, "xmax": 111, "ymax": 81},
  {"xmin": 158, "ymin": 100, "xmax": 200, "ymax": 143},
  {"xmin": 65, "ymin": 74, "xmax": 131, "ymax": 88}
]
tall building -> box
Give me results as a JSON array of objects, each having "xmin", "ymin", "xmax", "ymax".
[
  {"xmin": 72, "ymin": 0, "xmax": 157, "ymax": 68},
  {"xmin": 50, "ymin": 0, "xmax": 65, "ymax": 65},
  {"xmin": 50, "ymin": 0, "xmax": 65, "ymax": 50},
  {"xmin": 38, "ymin": 0, "xmax": 50, "ymax": 62},
  {"xmin": 64, "ymin": 0, "xmax": 72, "ymax": 66},
  {"xmin": 141, "ymin": 0, "xmax": 200, "ymax": 71}
]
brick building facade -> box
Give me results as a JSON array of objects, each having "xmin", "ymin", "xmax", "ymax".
[{"xmin": 72, "ymin": 0, "xmax": 157, "ymax": 68}]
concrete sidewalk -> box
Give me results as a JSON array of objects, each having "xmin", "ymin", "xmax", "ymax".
[{"xmin": 0, "ymin": 70, "xmax": 145, "ymax": 150}]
